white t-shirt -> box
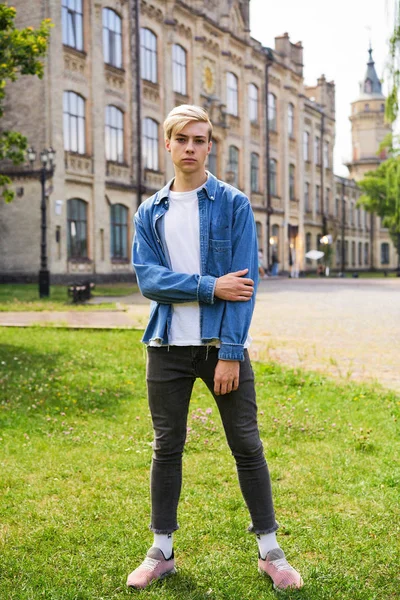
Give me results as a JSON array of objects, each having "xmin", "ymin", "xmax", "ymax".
[{"xmin": 164, "ymin": 184, "xmax": 203, "ymax": 345}]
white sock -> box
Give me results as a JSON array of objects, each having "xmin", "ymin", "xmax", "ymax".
[
  {"xmin": 256, "ymin": 532, "xmax": 279, "ymax": 559},
  {"xmin": 152, "ymin": 533, "xmax": 173, "ymax": 559}
]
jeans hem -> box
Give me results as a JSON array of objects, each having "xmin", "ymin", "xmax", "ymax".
[
  {"xmin": 247, "ymin": 522, "xmax": 279, "ymax": 535},
  {"xmin": 149, "ymin": 525, "xmax": 180, "ymax": 534}
]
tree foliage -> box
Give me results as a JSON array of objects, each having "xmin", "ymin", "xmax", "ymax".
[
  {"xmin": 0, "ymin": 4, "xmax": 52, "ymax": 202},
  {"xmin": 357, "ymin": 159, "xmax": 400, "ymax": 264}
]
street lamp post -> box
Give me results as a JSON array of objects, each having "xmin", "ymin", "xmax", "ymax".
[{"xmin": 27, "ymin": 147, "xmax": 56, "ymax": 298}]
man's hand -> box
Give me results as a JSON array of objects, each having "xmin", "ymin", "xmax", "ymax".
[
  {"xmin": 214, "ymin": 360, "xmax": 240, "ymax": 396},
  {"xmin": 214, "ymin": 269, "xmax": 254, "ymax": 302}
]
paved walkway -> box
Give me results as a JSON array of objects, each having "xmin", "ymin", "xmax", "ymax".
[{"xmin": 1, "ymin": 277, "xmax": 399, "ymax": 393}]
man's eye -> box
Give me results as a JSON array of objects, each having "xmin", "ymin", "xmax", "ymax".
[
  {"xmin": 195, "ymin": 140, "xmax": 205, "ymax": 144},
  {"xmin": 176, "ymin": 138, "xmax": 185, "ymax": 142}
]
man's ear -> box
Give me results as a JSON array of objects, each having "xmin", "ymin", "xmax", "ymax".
[
  {"xmin": 165, "ymin": 138, "xmax": 171, "ymax": 152},
  {"xmin": 207, "ymin": 140, "xmax": 212, "ymax": 155}
]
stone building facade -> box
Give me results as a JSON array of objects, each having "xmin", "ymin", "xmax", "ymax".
[{"xmin": 1, "ymin": 1, "xmax": 394, "ymax": 280}]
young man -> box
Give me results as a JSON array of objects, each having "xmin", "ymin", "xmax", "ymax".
[{"xmin": 127, "ymin": 105, "xmax": 303, "ymax": 591}]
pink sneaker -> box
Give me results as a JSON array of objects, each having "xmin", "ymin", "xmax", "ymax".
[
  {"xmin": 258, "ymin": 547, "xmax": 303, "ymax": 590},
  {"xmin": 126, "ymin": 547, "xmax": 176, "ymax": 590}
]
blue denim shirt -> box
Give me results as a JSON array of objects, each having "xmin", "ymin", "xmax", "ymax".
[{"xmin": 132, "ymin": 172, "xmax": 259, "ymax": 361}]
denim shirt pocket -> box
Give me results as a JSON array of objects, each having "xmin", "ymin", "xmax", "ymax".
[{"xmin": 207, "ymin": 238, "xmax": 232, "ymax": 276}]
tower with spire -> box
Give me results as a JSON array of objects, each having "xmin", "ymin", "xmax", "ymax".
[{"xmin": 346, "ymin": 46, "xmax": 392, "ymax": 181}]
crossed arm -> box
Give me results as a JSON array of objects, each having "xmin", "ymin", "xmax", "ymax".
[{"xmin": 213, "ymin": 268, "xmax": 254, "ymax": 396}]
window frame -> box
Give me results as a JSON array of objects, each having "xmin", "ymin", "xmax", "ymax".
[
  {"xmin": 250, "ymin": 152, "xmax": 259, "ymax": 193},
  {"xmin": 172, "ymin": 43, "xmax": 187, "ymax": 95},
  {"xmin": 110, "ymin": 203, "xmax": 128, "ymax": 260},
  {"xmin": 62, "ymin": 0, "xmax": 84, "ymax": 51},
  {"xmin": 143, "ymin": 117, "xmax": 159, "ymax": 171},
  {"xmin": 103, "ymin": 7, "xmax": 123, "ymax": 69},
  {"xmin": 288, "ymin": 103, "xmax": 295, "ymax": 138},
  {"xmin": 63, "ymin": 91, "xmax": 86, "ymax": 155},
  {"xmin": 67, "ymin": 198, "xmax": 88, "ymax": 259},
  {"xmin": 140, "ymin": 28, "xmax": 157, "ymax": 83},
  {"xmin": 105, "ymin": 105, "xmax": 124, "ymax": 163},
  {"xmin": 227, "ymin": 72, "xmax": 239, "ymax": 117},
  {"xmin": 248, "ymin": 83, "xmax": 259, "ymax": 123},
  {"xmin": 268, "ymin": 92, "xmax": 277, "ymax": 131},
  {"xmin": 228, "ymin": 145, "xmax": 239, "ymax": 187}
]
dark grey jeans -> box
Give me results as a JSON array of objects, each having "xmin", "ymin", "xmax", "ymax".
[{"xmin": 146, "ymin": 345, "xmax": 278, "ymax": 535}]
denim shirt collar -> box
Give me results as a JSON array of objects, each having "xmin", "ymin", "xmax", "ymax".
[{"xmin": 154, "ymin": 171, "xmax": 217, "ymax": 205}]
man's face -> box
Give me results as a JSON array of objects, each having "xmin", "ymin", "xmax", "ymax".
[{"xmin": 166, "ymin": 121, "xmax": 212, "ymax": 174}]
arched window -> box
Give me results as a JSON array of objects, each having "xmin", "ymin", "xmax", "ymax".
[
  {"xmin": 140, "ymin": 28, "xmax": 157, "ymax": 83},
  {"xmin": 67, "ymin": 198, "xmax": 88, "ymax": 259},
  {"xmin": 103, "ymin": 8, "xmax": 122, "ymax": 68},
  {"xmin": 269, "ymin": 158, "xmax": 277, "ymax": 196},
  {"xmin": 315, "ymin": 185, "xmax": 321, "ymax": 213},
  {"xmin": 172, "ymin": 44, "xmax": 187, "ymax": 95},
  {"xmin": 358, "ymin": 241, "xmax": 362, "ymax": 265},
  {"xmin": 288, "ymin": 103, "xmax": 294, "ymax": 137},
  {"xmin": 63, "ymin": 91, "xmax": 86, "ymax": 154},
  {"xmin": 268, "ymin": 93, "xmax": 277, "ymax": 131},
  {"xmin": 110, "ymin": 203, "xmax": 128, "ymax": 259},
  {"xmin": 105, "ymin": 105, "xmax": 124, "ymax": 163},
  {"xmin": 227, "ymin": 72, "xmax": 238, "ymax": 116},
  {"xmin": 248, "ymin": 83, "xmax": 259, "ymax": 123},
  {"xmin": 207, "ymin": 138, "xmax": 218, "ymax": 176},
  {"xmin": 289, "ymin": 164, "xmax": 295, "ymax": 200},
  {"xmin": 381, "ymin": 242, "xmax": 390, "ymax": 265},
  {"xmin": 251, "ymin": 153, "xmax": 259, "ymax": 192},
  {"xmin": 143, "ymin": 117, "xmax": 159, "ymax": 170},
  {"xmin": 228, "ymin": 145, "xmax": 239, "ymax": 187},
  {"xmin": 62, "ymin": 0, "xmax": 83, "ymax": 51},
  {"xmin": 314, "ymin": 136, "xmax": 321, "ymax": 165}
]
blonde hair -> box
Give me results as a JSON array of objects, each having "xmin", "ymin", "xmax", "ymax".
[{"xmin": 163, "ymin": 104, "xmax": 213, "ymax": 141}]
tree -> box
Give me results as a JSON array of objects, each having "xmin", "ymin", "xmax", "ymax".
[
  {"xmin": 357, "ymin": 158, "xmax": 400, "ymax": 269},
  {"xmin": 0, "ymin": 4, "xmax": 52, "ymax": 202}
]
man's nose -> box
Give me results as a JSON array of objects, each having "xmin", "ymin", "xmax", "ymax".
[{"xmin": 185, "ymin": 139, "xmax": 195, "ymax": 152}]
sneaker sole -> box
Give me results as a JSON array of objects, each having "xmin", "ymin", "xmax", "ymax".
[
  {"xmin": 258, "ymin": 568, "xmax": 304, "ymax": 591},
  {"xmin": 127, "ymin": 567, "xmax": 177, "ymax": 590}
]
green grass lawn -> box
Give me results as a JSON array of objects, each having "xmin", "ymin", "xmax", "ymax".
[
  {"xmin": 0, "ymin": 283, "xmax": 138, "ymax": 312},
  {"xmin": 0, "ymin": 328, "xmax": 399, "ymax": 599}
]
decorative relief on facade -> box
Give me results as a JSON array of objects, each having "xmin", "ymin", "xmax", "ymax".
[
  {"xmin": 143, "ymin": 80, "xmax": 160, "ymax": 103},
  {"xmin": 202, "ymin": 59, "xmax": 216, "ymax": 95},
  {"xmin": 176, "ymin": 22, "xmax": 192, "ymax": 40},
  {"xmin": 144, "ymin": 169, "xmax": 165, "ymax": 190},
  {"xmin": 106, "ymin": 162, "xmax": 131, "ymax": 183},
  {"xmin": 105, "ymin": 66, "xmax": 125, "ymax": 92},
  {"xmin": 250, "ymin": 123, "xmax": 261, "ymax": 138},
  {"xmin": 65, "ymin": 152, "xmax": 93, "ymax": 178},
  {"xmin": 196, "ymin": 36, "xmax": 219, "ymax": 56},
  {"xmin": 64, "ymin": 49, "xmax": 86, "ymax": 80},
  {"xmin": 141, "ymin": 1, "xmax": 164, "ymax": 23},
  {"xmin": 68, "ymin": 261, "xmax": 94, "ymax": 273}
]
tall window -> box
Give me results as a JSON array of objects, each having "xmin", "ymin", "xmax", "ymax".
[
  {"xmin": 140, "ymin": 28, "xmax": 157, "ymax": 83},
  {"xmin": 103, "ymin": 8, "xmax": 122, "ymax": 68},
  {"xmin": 269, "ymin": 158, "xmax": 277, "ymax": 196},
  {"xmin": 63, "ymin": 91, "xmax": 86, "ymax": 154},
  {"xmin": 352, "ymin": 241, "xmax": 356, "ymax": 266},
  {"xmin": 289, "ymin": 164, "xmax": 295, "ymax": 200},
  {"xmin": 303, "ymin": 131, "xmax": 310, "ymax": 161},
  {"xmin": 228, "ymin": 145, "xmax": 239, "ymax": 187},
  {"xmin": 381, "ymin": 242, "xmax": 390, "ymax": 265},
  {"xmin": 288, "ymin": 103, "xmax": 294, "ymax": 137},
  {"xmin": 314, "ymin": 136, "xmax": 321, "ymax": 164},
  {"xmin": 227, "ymin": 72, "xmax": 238, "ymax": 116},
  {"xmin": 67, "ymin": 198, "xmax": 88, "ymax": 259},
  {"xmin": 315, "ymin": 185, "xmax": 321, "ymax": 213},
  {"xmin": 248, "ymin": 84, "xmax": 259, "ymax": 123},
  {"xmin": 105, "ymin": 106, "xmax": 124, "ymax": 163},
  {"xmin": 251, "ymin": 153, "xmax": 259, "ymax": 192},
  {"xmin": 364, "ymin": 242, "xmax": 369, "ymax": 266},
  {"xmin": 304, "ymin": 182, "xmax": 310, "ymax": 212},
  {"xmin": 143, "ymin": 118, "xmax": 158, "ymax": 170},
  {"xmin": 325, "ymin": 188, "xmax": 330, "ymax": 215},
  {"xmin": 111, "ymin": 204, "xmax": 128, "ymax": 259},
  {"xmin": 256, "ymin": 221, "xmax": 262, "ymax": 248},
  {"xmin": 62, "ymin": 0, "xmax": 83, "ymax": 51},
  {"xmin": 335, "ymin": 196, "xmax": 340, "ymax": 217},
  {"xmin": 271, "ymin": 224, "xmax": 280, "ymax": 258},
  {"xmin": 268, "ymin": 93, "xmax": 277, "ymax": 131},
  {"xmin": 172, "ymin": 44, "xmax": 187, "ymax": 95},
  {"xmin": 207, "ymin": 138, "xmax": 218, "ymax": 176},
  {"xmin": 324, "ymin": 141, "xmax": 329, "ymax": 168},
  {"xmin": 306, "ymin": 232, "xmax": 312, "ymax": 264},
  {"xmin": 358, "ymin": 241, "xmax": 362, "ymax": 265}
]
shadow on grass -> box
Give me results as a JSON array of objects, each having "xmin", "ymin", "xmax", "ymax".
[{"xmin": 0, "ymin": 331, "xmax": 147, "ymax": 419}]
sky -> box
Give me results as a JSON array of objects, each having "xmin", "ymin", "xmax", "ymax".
[{"xmin": 249, "ymin": 0, "xmax": 394, "ymax": 176}]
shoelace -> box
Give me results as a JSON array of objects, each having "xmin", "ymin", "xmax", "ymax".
[
  {"xmin": 270, "ymin": 557, "xmax": 294, "ymax": 572},
  {"xmin": 141, "ymin": 556, "xmax": 160, "ymax": 572}
]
